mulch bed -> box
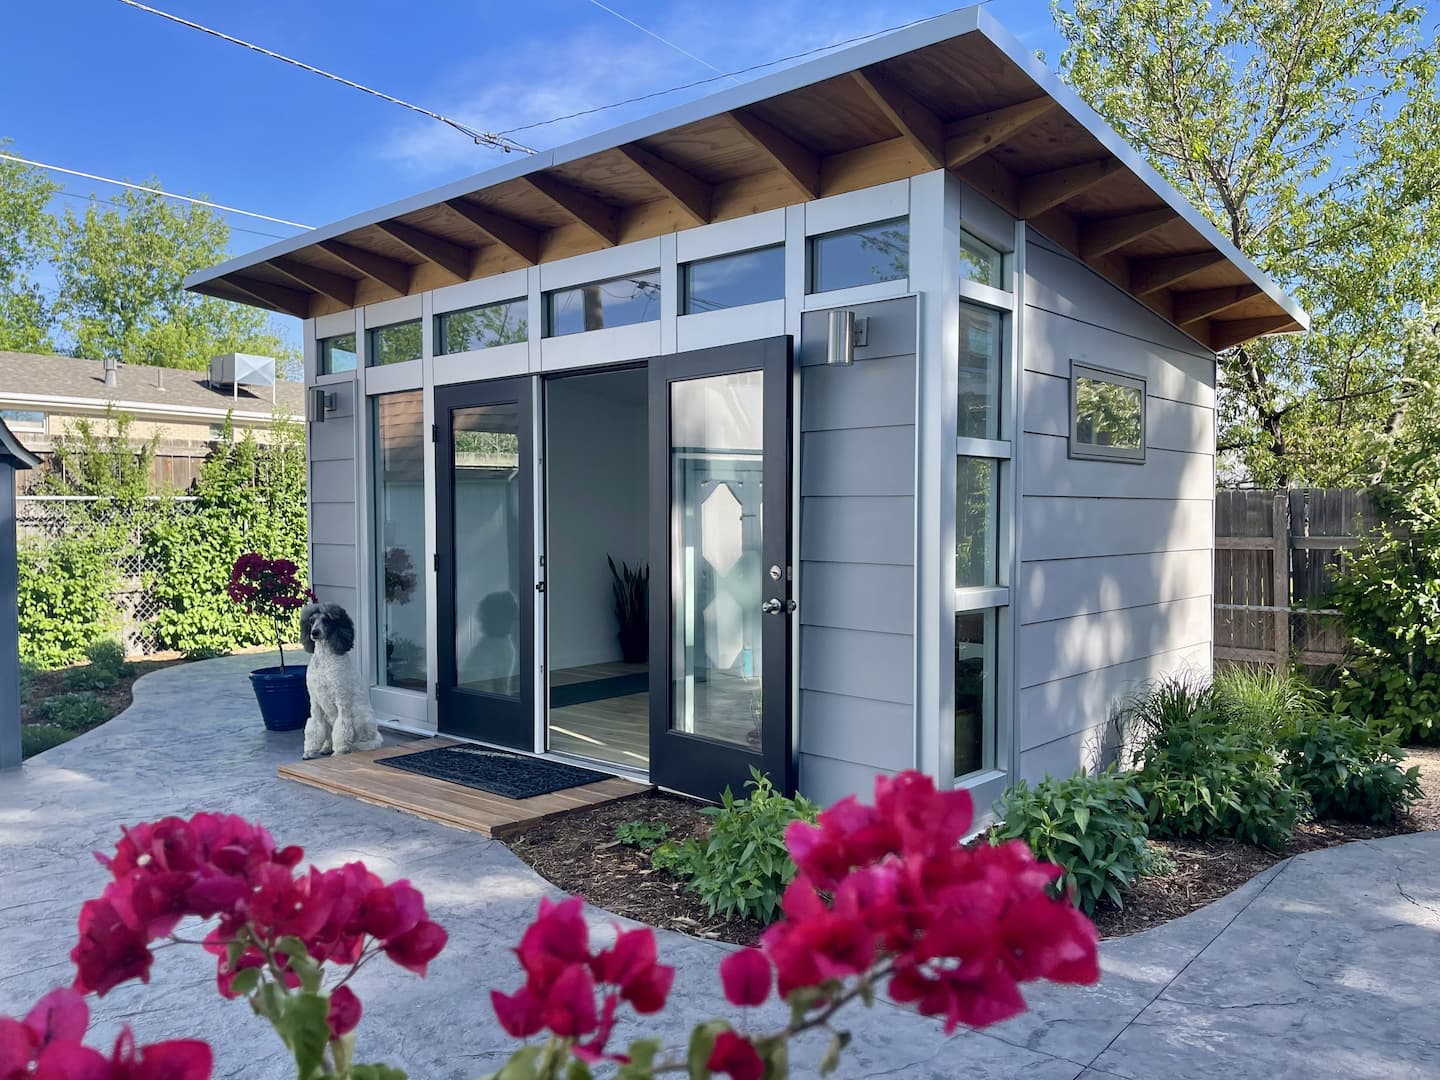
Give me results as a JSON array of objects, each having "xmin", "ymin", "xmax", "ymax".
[
  {"xmin": 507, "ymin": 746, "xmax": 1440, "ymax": 946},
  {"xmin": 21, "ymin": 654, "xmax": 191, "ymax": 728}
]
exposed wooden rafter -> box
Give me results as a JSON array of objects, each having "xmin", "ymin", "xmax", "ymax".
[
  {"xmin": 851, "ymin": 67, "xmax": 945, "ymax": 170},
  {"xmin": 1211, "ymin": 315, "xmax": 1296, "ymax": 351},
  {"xmin": 268, "ymin": 256, "xmax": 357, "ymax": 307},
  {"xmin": 615, "ymin": 145, "xmax": 712, "ymax": 227},
  {"xmin": 944, "ymin": 97, "xmax": 1058, "ymax": 169},
  {"xmin": 374, "ymin": 221, "xmax": 475, "ymax": 284},
  {"xmin": 1174, "ymin": 285, "xmax": 1263, "ymax": 326},
  {"xmin": 442, "ymin": 199, "xmax": 541, "ymax": 264},
  {"xmin": 723, "ymin": 110, "xmax": 820, "ymax": 199},
  {"xmin": 1016, "ymin": 158, "xmax": 1121, "ymax": 219},
  {"xmin": 226, "ymin": 276, "xmax": 312, "ymax": 318},
  {"xmin": 317, "ymin": 240, "xmax": 412, "ymax": 296},
  {"xmin": 1078, "ymin": 208, "xmax": 1179, "ymax": 260},
  {"xmin": 1130, "ymin": 252, "xmax": 1228, "ymax": 295},
  {"xmin": 520, "ymin": 174, "xmax": 620, "ymax": 246}
]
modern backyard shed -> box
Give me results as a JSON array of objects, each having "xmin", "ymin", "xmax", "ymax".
[{"xmin": 188, "ymin": 6, "xmax": 1306, "ymax": 807}]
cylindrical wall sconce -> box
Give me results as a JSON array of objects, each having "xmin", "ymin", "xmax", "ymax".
[{"xmin": 826, "ymin": 309, "xmax": 856, "ymax": 366}]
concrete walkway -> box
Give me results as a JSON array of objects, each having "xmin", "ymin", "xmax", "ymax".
[{"xmin": 2, "ymin": 654, "xmax": 1438, "ymax": 1079}]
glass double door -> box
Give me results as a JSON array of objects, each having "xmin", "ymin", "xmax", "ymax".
[{"xmin": 435, "ymin": 338, "xmax": 794, "ymax": 801}]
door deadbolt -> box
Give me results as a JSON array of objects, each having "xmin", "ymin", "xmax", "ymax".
[{"xmin": 768, "ymin": 564, "xmax": 783, "ymax": 581}]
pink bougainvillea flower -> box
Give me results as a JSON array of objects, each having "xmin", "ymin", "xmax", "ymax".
[
  {"xmin": 326, "ymin": 987, "xmax": 362, "ymax": 1039},
  {"xmin": 591, "ymin": 927, "xmax": 673, "ymax": 1015},
  {"xmin": 490, "ymin": 987, "xmax": 546, "ymax": 1040},
  {"xmin": 539, "ymin": 964, "xmax": 599, "ymax": 1037},
  {"xmin": 719, "ymin": 948, "xmax": 772, "ymax": 1008},
  {"xmin": 707, "ymin": 1030, "xmax": 764, "ymax": 1080},
  {"xmin": 383, "ymin": 919, "xmax": 448, "ymax": 977},
  {"xmin": 71, "ymin": 900, "xmax": 153, "ymax": 997},
  {"xmin": 570, "ymin": 993, "xmax": 621, "ymax": 1065},
  {"xmin": 516, "ymin": 897, "xmax": 590, "ymax": 991}
]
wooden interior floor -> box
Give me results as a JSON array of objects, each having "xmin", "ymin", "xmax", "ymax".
[{"xmin": 277, "ymin": 738, "xmax": 650, "ymax": 839}]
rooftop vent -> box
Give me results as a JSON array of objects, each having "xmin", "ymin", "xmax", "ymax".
[
  {"xmin": 103, "ymin": 356, "xmax": 118, "ymax": 388},
  {"xmin": 208, "ymin": 353, "xmax": 276, "ymax": 403}
]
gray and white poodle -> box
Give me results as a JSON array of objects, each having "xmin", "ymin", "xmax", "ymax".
[{"xmin": 300, "ymin": 602, "xmax": 384, "ymax": 760}]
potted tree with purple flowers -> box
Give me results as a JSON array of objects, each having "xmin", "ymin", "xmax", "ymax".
[{"xmin": 229, "ymin": 552, "xmax": 315, "ymax": 731}]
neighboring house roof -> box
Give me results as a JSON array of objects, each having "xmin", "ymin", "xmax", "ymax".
[
  {"xmin": 0, "ymin": 351, "xmax": 305, "ymax": 422},
  {"xmin": 185, "ymin": 6, "xmax": 1305, "ymax": 352}
]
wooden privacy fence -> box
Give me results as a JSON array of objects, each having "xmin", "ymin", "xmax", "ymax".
[{"xmin": 1214, "ymin": 488, "xmax": 1380, "ymax": 668}]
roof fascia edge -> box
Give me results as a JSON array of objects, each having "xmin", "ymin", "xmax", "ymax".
[
  {"xmin": 970, "ymin": 7, "xmax": 1308, "ymax": 330},
  {"xmin": 185, "ymin": 7, "xmax": 981, "ymax": 292}
]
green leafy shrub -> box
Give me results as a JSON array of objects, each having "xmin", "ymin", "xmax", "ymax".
[
  {"xmin": 17, "ymin": 534, "xmax": 123, "ymax": 669},
  {"xmin": 991, "ymin": 768, "xmax": 1152, "ymax": 915},
  {"xmin": 59, "ymin": 638, "xmax": 132, "ymax": 691},
  {"xmin": 1213, "ymin": 664, "xmax": 1324, "ymax": 737},
  {"xmin": 652, "ymin": 769, "xmax": 818, "ymax": 923},
  {"xmin": 145, "ymin": 418, "xmax": 309, "ymax": 655},
  {"xmin": 1279, "ymin": 714, "xmax": 1421, "ymax": 823},
  {"xmin": 31, "ymin": 692, "xmax": 109, "ymax": 733},
  {"xmin": 1120, "ymin": 674, "xmax": 1308, "ymax": 849},
  {"xmin": 21, "ymin": 725, "xmax": 77, "ymax": 759},
  {"xmin": 615, "ymin": 820, "xmax": 671, "ymax": 851}
]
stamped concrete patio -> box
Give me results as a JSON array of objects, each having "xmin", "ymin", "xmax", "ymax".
[{"xmin": 2, "ymin": 653, "xmax": 1438, "ymax": 1078}]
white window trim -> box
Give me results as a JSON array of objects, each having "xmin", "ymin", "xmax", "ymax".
[
  {"xmin": 432, "ymin": 269, "xmax": 529, "ymax": 316},
  {"xmin": 1069, "ymin": 360, "xmax": 1148, "ymax": 463}
]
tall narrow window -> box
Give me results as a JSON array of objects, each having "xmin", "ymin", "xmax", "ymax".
[
  {"xmin": 546, "ymin": 272, "xmax": 662, "ymax": 337},
  {"xmin": 319, "ymin": 333, "xmax": 357, "ymax": 375},
  {"xmin": 374, "ymin": 391, "xmax": 427, "ymax": 690},
  {"xmin": 367, "ymin": 320, "xmax": 422, "ymax": 367},
  {"xmin": 959, "ymin": 305, "xmax": 1002, "ymax": 440},
  {"xmin": 954, "ymin": 610, "xmax": 996, "ymax": 779}
]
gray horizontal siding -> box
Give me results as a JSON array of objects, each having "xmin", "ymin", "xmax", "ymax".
[
  {"xmin": 310, "ymin": 459, "xmax": 357, "ymax": 504},
  {"xmin": 311, "ymin": 542, "xmax": 358, "ymax": 589},
  {"xmin": 1018, "ymin": 640, "xmax": 1212, "ymax": 754},
  {"xmin": 308, "ymin": 382, "xmax": 359, "ymax": 606},
  {"xmin": 1020, "ymin": 497, "xmax": 1213, "ymax": 561},
  {"xmin": 1018, "ymin": 594, "xmax": 1211, "ymax": 689},
  {"xmin": 797, "ymin": 296, "xmax": 918, "ymax": 803},
  {"xmin": 1018, "ymin": 549, "xmax": 1212, "ymax": 625},
  {"xmin": 800, "ymin": 497, "xmax": 913, "ymax": 565},
  {"xmin": 1015, "ymin": 236, "xmax": 1215, "ymax": 782},
  {"xmin": 1021, "ymin": 433, "xmax": 1213, "ymax": 500},
  {"xmin": 1023, "ymin": 369, "xmax": 1215, "ymax": 455}
]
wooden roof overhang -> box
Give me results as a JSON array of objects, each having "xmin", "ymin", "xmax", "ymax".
[{"xmin": 186, "ymin": 7, "xmax": 1306, "ymax": 352}]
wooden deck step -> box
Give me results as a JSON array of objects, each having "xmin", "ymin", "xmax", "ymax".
[{"xmin": 277, "ymin": 738, "xmax": 651, "ymax": 839}]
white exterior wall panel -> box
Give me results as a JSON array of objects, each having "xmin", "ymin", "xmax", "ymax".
[
  {"xmin": 307, "ymin": 379, "xmax": 360, "ymax": 611},
  {"xmin": 1016, "ymin": 229, "xmax": 1216, "ymax": 783}
]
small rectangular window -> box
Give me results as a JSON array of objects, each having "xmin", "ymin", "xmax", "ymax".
[
  {"xmin": 0, "ymin": 409, "xmax": 46, "ymax": 434},
  {"xmin": 809, "ymin": 218, "xmax": 909, "ymax": 293},
  {"xmin": 367, "ymin": 320, "xmax": 422, "ymax": 367},
  {"xmin": 955, "ymin": 609, "xmax": 996, "ymax": 779},
  {"xmin": 682, "ymin": 245, "xmax": 785, "ymax": 314},
  {"xmin": 318, "ymin": 333, "xmax": 357, "ymax": 375},
  {"xmin": 959, "ymin": 230, "xmax": 1005, "ymax": 289},
  {"xmin": 437, "ymin": 300, "xmax": 528, "ymax": 354},
  {"xmin": 546, "ymin": 271, "xmax": 662, "ymax": 337},
  {"xmin": 1070, "ymin": 362, "xmax": 1146, "ymax": 462}
]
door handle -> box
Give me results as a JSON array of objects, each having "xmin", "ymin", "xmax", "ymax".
[{"xmin": 761, "ymin": 598, "xmax": 782, "ymax": 614}]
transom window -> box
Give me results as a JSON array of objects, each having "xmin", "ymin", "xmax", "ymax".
[
  {"xmin": 318, "ymin": 333, "xmax": 357, "ymax": 375},
  {"xmin": 1070, "ymin": 362, "xmax": 1146, "ymax": 463},
  {"xmin": 546, "ymin": 271, "xmax": 662, "ymax": 337},
  {"xmin": 437, "ymin": 299, "xmax": 528, "ymax": 354},
  {"xmin": 681, "ymin": 245, "xmax": 785, "ymax": 314},
  {"xmin": 368, "ymin": 320, "xmax": 422, "ymax": 367},
  {"xmin": 959, "ymin": 230, "xmax": 1005, "ymax": 289},
  {"xmin": 809, "ymin": 218, "xmax": 909, "ymax": 293}
]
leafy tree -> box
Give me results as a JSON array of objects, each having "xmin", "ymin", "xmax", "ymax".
[
  {"xmin": 1053, "ymin": 0, "xmax": 1440, "ymax": 486},
  {"xmin": 0, "ymin": 143, "xmax": 58, "ymax": 352},
  {"xmin": 51, "ymin": 184, "xmax": 298, "ymax": 372}
]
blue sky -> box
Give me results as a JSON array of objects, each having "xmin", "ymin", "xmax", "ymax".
[{"xmin": 1, "ymin": 0, "xmax": 1060, "ymax": 344}]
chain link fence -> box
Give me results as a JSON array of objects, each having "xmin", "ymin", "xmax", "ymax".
[{"xmin": 17, "ymin": 496, "xmax": 199, "ymax": 656}]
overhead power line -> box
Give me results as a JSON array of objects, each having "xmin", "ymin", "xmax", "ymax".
[
  {"xmin": 0, "ymin": 153, "xmax": 313, "ymax": 229},
  {"xmin": 585, "ymin": 0, "xmax": 737, "ymax": 82},
  {"xmin": 500, "ymin": 10, "xmax": 952, "ymax": 135},
  {"xmin": 115, "ymin": 0, "xmax": 538, "ymax": 155},
  {"xmin": 49, "ymin": 189, "xmax": 294, "ymax": 241}
]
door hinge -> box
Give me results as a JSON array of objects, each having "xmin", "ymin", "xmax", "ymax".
[
  {"xmin": 431, "ymin": 423, "xmax": 438, "ymax": 443},
  {"xmin": 433, "ymin": 553, "xmax": 439, "ymax": 572},
  {"xmin": 535, "ymin": 581, "xmax": 546, "ymax": 593}
]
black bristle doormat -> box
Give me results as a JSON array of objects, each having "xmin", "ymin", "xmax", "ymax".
[{"xmin": 378, "ymin": 745, "xmax": 613, "ymax": 800}]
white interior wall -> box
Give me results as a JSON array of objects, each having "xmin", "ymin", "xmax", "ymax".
[{"xmin": 545, "ymin": 369, "xmax": 649, "ymax": 671}]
